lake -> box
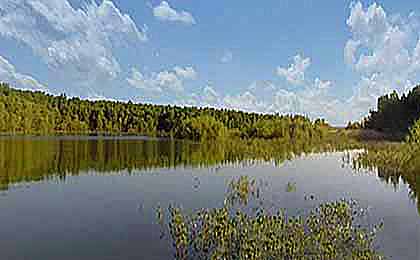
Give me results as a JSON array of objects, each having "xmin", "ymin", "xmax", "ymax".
[{"xmin": 0, "ymin": 136, "xmax": 419, "ymax": 259}]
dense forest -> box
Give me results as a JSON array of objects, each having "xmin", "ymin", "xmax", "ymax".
[
  {"xmin": 0, "ymin": 82, "xmax": 329, "ymax": 141},
  {"xmin": 363, "ymin": 85, "xmax": 420, "ymax": 136}
]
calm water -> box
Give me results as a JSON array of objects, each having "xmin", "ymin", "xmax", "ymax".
[{"xmin": 0, "ymin": 137, "xmax": 419, "ymax": 259}]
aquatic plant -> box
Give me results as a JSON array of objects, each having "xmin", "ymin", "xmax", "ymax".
[
  {"xmin": 349, "ymin": 143, "xmax": 420, "ymax": 216},
  {"xmin": 163, "ymin": 177, "xmax": 383, "ymax": 260},
  {"xmin": 286, "ymin": 182, "xmax": 297, "ymax": 193},
  {"xmin": 353, "ymin": 143, "xmax": 420, "ymax": 176}
]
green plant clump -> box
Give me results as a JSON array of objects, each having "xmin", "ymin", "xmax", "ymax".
[{"xmin": 164, "ymin": 177, "xmax": 383, "ymax": 260}]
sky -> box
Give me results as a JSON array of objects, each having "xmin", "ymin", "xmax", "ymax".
[{"xmin": 1, "ymin": 0, "xmax": 420, "ymax": 125}]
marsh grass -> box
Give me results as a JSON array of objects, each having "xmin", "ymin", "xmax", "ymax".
[
  {"xmin": 352, "ymin": 118, "xmax": 420, "ymax": 176},
  {"xmin": 160, "ymin": 177, "xmax": 383, "ymax": 260},
  {"xmin": 349, "ymin": 142, "xmax": 420, "ymax": 215},
  {"xmin": 351, "ymin": 143, "xmax": 420, "ymax": 176}
]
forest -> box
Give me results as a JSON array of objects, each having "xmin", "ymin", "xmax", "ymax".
[
  {"xmin": 363, "ymin": 85, "xmax": 420, "ymax": 137},
  {"xmin": 0, "ymin": 82, "xmax": 329, "ymax": 141}
]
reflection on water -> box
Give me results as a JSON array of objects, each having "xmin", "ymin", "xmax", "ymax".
[
  {"xmin": 345, "ymin": 150, "xmax": 420, "ymax": 216},
  {"xmin": 0, "ymin": 137, "xmax": 419, "ymax": 259},
  {"xmin": 0, "ymin": 136, "xmax": 348, "ymax": 190},
  {"xmin": 1, "ymin": 136, "xmax": 419, "ymax": 216},
  {"xmin": 376, "ymin": 167, "xmax": 420, "ymax": 215}
]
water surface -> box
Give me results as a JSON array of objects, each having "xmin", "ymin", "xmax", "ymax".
[{"xmin": 0, "ymin": 137, "xmax": 419, "ymax": 259}]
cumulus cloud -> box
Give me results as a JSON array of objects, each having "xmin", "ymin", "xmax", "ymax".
[
  {"xmin": 223, "ymin": 91, "xmax": 268, "ymax": 113},
  {"xmin": 314, "ymin": 78, "xmax": 332, "ymax": 90},
  {"xmin": 343, "ymin": 1, "xmax": 420, "ymax": 121},
  {"xmin": 154, "ymin": 70, "xmax": 185, "ymax": 92},
  {"xmin": 127, "ymin": 68, "xmax": 162, "ymax": 94},
  {"xmin": 344, "ymin": 39, "xmax": 360, "ymax": 65},
  {"xmin": 260, "ymin": 2, "xmax": 420, "ymax": 124},
  {"xmin": 0, "ymin": 55, "xmax": 47, "ymax": 91},
  {"xmin": 0, "ymin": 0, "xmax": 147, "ymax": 95},
  {"xmin": 276, "ymin": 54, "xmax": 311, "ymax": 86},
  {"xmin": 182, "ymin": 85, "xmax": 222, "ymax": 108},
  {"xmin": 236, "ymin": 1, "xmax": 420, "ymax": 124},
  {"xmin": 174, "ymin": 66, "xmax": 197, "ymax": 80},
  {"xmin": 180, "ymin": 71, "xmax": 342, "ymax": 123},
  {"xmin": 153, "ymin": 1, "xmax": 196, "ymax": 25},
  {"xmin": 127, "ymin": 66, "xmax": 198, "ymax": 95}
]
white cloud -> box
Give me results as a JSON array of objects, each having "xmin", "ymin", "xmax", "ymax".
[
  {"xmin": 0, "ymin": 0, "xmax": 147, "ymax": 95},
  {"xmin": 223, "ymin": 91, "xmax": 267, "ymax": 113},
  {"xmin": 174, "ymin": 66, "xmax": 197, "ymax": 80},
  {"xmin": 276, "ymin": 54, "xmax": 311, "ymax": 86},
  {"xmin": 127, "ymin": 66, "xmax": 198, "ymax": 95},
  {"xmin": 314, "ymin": 78, "xmax": 332, "ymax": 90},
  {"xmin": 155, "ymin": 70, "xmax": 185, "ymax": 92},
  {"xmin": 181, "ymin": 85, "xmax": 222, "ymax": 108},
  {"xmin": 153, "ymin": 1, "xmax": 196, "ymax": 25},
  {"xmin": 343, "ymin": 1, "xmax": 420, "ymax": 121},
  {"xmin": 202, "ymin": 85, "xmax": 221, "ymax": 105},
  {"xmin": 179, "ymin": 70, "xmax": 341, "ymax": 123},
  {"xmin": 220, "ymin": 50, "xmax": 233, "ymax": 63},
  {"xmin": 175, "ymin": 52, "xmax": 343, "ymax": 123},
  {"xmin": 346, "ymin": 2, "xmax": 389, "ymax": 49},
  {"xmin": 127, "ymin": 68, "xmax": 162, "ymax": 93},
  {"xmin": 0, "ymin": 55, "xmax": 47, "ymax": 91},
  {"xmin": 344, "ymin": 39, "xmax": 360, "ymax": 65}
]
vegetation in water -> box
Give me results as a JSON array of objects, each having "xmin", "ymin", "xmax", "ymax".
[
  {"xmin": 0, "ymin": 83, "xmax": 330, "ymax": 142},
  {"xmin": 162, "ymin": 177, "xmax": 383, "ymax": 260},
  {"xmin": 351, "ymin": 94, "xmax": 420, "ymax": 179},
  {"xmin": 348, "ymin": 141, "xmax": 420, "ymax": 215},
  {"xmin": 286, "ymin": 182, "xmax": 297, "ymax": 193},
  {"xmin": 351, "ymin": 114, "xmax": 420, "ymax": 179},
  {"xmin": 345, "ymin": 85, "xmax": 420, "ymax": 215}
]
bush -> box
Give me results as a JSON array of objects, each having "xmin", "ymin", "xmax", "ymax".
[{"xmin": 176, "ymin": 115, "xmax": 228, "ymax": 142}]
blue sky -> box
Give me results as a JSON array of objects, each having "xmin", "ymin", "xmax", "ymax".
[{"xmin": 1, "ymin": 0, "xmax": 420, "ymax": 125}]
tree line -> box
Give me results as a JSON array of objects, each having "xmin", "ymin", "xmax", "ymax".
[
  {"xmin": 0, "ymin": 82, "xmax": 330, "ymax": 141},
  {"xmin": 363, "ymin": 85, "xmax": 420, "ymax": 136}
]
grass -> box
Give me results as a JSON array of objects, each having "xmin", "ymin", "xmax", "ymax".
[{"xmin": 352, "ymin": 143, "xmax": 420, "ymax": 175}]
